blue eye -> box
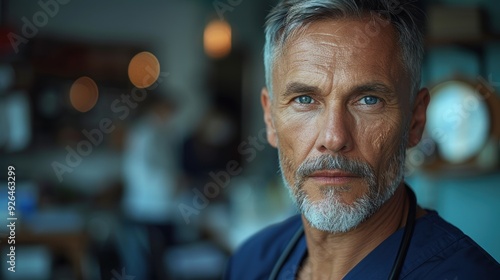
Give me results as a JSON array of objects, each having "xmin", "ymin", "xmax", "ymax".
[
  {"xmin": 360, "ymin": 96, "xmax": 380, "ymax": 105},
  {"xmin": 295, "ymin": 95, "xmax": 314, "ymax": 104}
]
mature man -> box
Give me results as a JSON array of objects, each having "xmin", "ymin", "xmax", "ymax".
[{"xmin": 225, "ymin": 0, "xmax": 500, "ymax": 279}]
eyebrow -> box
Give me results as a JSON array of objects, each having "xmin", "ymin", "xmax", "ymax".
[
  {"xmin": 353, "ymin": 82, "xmax": 394, "ymax": 95},
  {"xmin": 282, "ymin": 81, "xmax": 395, "ymax": 98},
  {"xmin": 283, "ymin": 82, "xmax": 321, "ymax": 98}
]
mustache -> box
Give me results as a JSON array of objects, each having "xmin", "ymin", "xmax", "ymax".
[{"xmin": 295, "ymin": 154, "xmax": 375, "ymax": 183}]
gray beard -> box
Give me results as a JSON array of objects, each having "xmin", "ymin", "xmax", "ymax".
[{"xmin": 278, "ymin": 135, "xmax": 407, "ymax": 233}]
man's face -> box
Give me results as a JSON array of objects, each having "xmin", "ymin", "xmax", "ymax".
[{"xmin": 262, "ymin": 17, "xmax": 428, "ymax": 232}]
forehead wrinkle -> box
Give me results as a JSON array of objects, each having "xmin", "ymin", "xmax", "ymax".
[
  {"xmin": 285, "ymin": 47, "xmax": 337, "ymax": 76},
  {"xmin": 307, "ymin": 30, "xmax": 345, "ymax": 43},
  {"xmin": 287, "ymin": 40, "xmax": 341, "ymax": 70}
]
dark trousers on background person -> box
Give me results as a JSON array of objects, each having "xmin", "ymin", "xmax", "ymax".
[
  {"xmin": 146, "ymin": 223, "xmax": 176, "ymax": 280},
  {"xmin": 117, "ymin": 219, "xmax": 176, "ymax": 280}
]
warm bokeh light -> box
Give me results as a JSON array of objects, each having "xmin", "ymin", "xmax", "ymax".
[
  {"xmin": 204, "ymin": 19, "xmax": 231, "ymax": 59},
  {"xmin": 69, "ymin": 76, "xmax": 99, "ymax": 112},
  {"xmin": 128, "ymin": 51, "xmax": 160, "ymax": 88}
]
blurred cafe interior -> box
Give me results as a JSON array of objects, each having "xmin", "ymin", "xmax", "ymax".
[{"xmin": 0, "ymin": 0, "xmax": 499, "ymax": 279}]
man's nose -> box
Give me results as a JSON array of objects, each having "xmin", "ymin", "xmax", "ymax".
[{"xmin": 315, "ymin": 105, "xmax": 353, "ymax": 154}]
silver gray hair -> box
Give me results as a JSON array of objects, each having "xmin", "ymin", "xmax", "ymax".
[{"xmin": 263, "ymin": 0, "xmax": 425, "ymax": 102}]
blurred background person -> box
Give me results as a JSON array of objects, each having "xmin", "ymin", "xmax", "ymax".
[{"xmin": 120, "ymin": 93, "xmax": 181, "ymax": 280}]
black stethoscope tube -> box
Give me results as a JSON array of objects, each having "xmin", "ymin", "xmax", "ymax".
[{"xmin": 388, "ymin": 186, "xmax": 416, "ymax": 280}]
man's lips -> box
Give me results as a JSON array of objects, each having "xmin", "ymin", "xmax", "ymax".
[{"xmin": 308, "ymin": 170, "xmax": 360, "ymax": 184}]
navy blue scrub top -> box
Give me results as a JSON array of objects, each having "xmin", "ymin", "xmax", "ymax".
[{"xmin": 225, "ymin": 211, "xmax": 500, "ymax": 279}]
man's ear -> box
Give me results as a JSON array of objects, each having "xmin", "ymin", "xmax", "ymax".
[
  {"xmin": 261, "ymin": 87, "xmax": 278, "ymax": 148},
  {"xmin": 408, "ymin": 88, "xmax": 430, "ymax": 148}
]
